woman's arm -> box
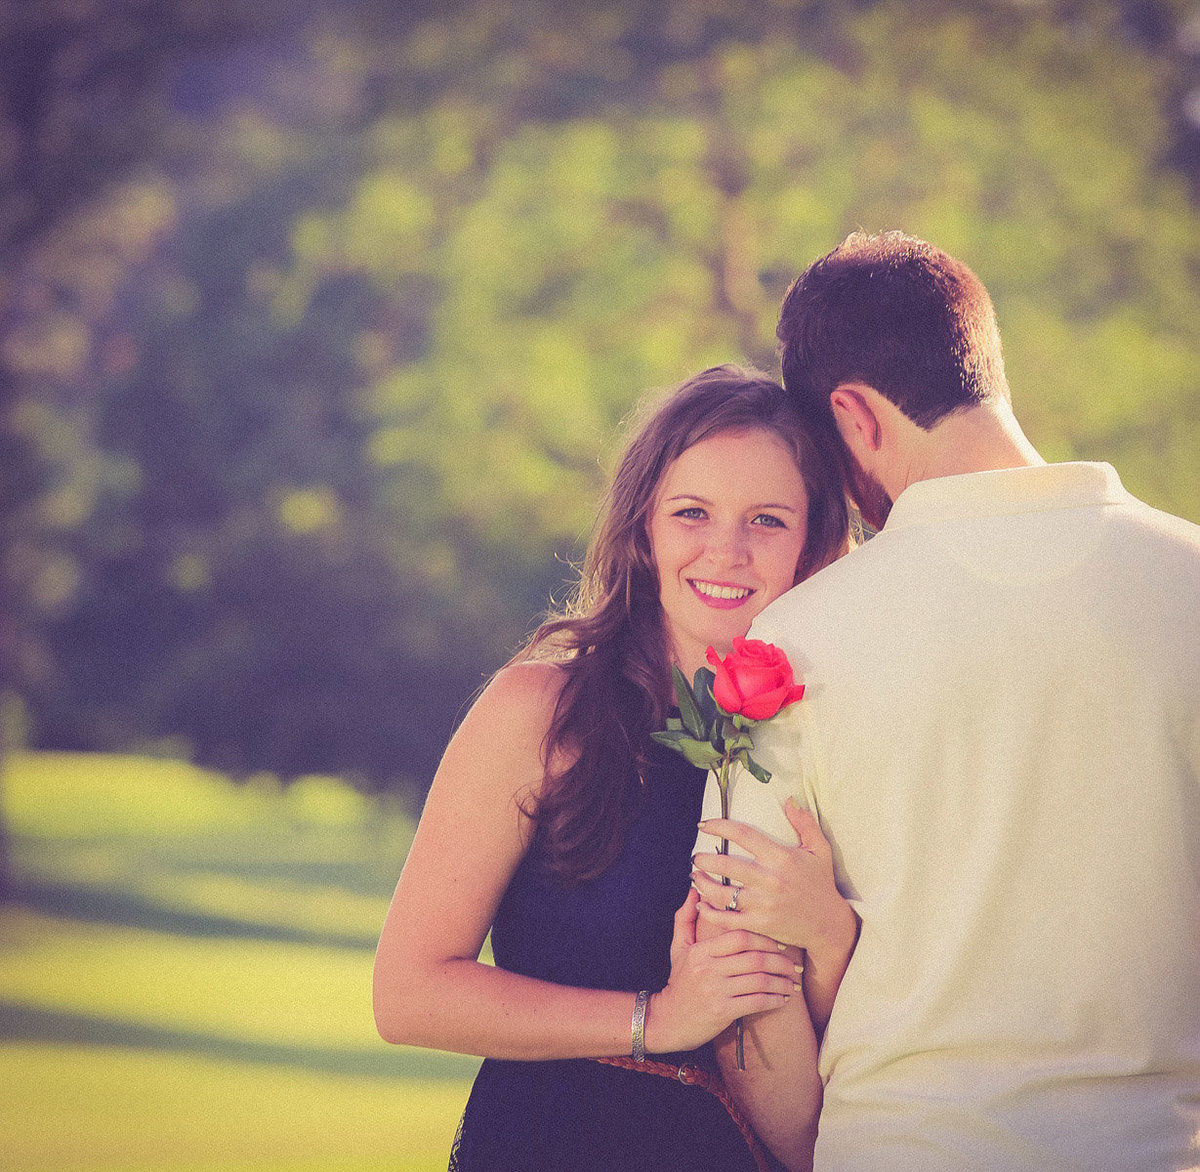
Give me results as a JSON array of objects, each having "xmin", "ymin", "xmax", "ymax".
[
  {"xmin": 693, "ymin": 797, "xmax": 854, "ymax": 1171},
  {"xmin": 694, "ymin": 910, "xmax": 824, "ymax": 1172},
  {"xmin": 692, "ymin": 797, "xmax": 858, "ymax": 1037},
  {"xmin": 712, "ymin": 985, "xmax": 823, "ymax": 1172},
  {"xmin": 372, "ymin": 662, "xmax": 797, "ymax": 1061}
]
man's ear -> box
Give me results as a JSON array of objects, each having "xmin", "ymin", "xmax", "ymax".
[{"xmin": 829, "ymin": 383, "xmax": 883, "ymax": 454}]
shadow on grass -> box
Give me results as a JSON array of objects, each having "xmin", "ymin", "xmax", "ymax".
[
  {"xmin": 165, "ymin": 853, "xmax": 402, "ymax": 900},
  {"xmin": 16, "ymin": 824, "xmax": 406, "ymax": 898},
  {"xmin": 0, "ymin": 1002, "xmax": 480, "ymax": 1082},
  {"xmin": 12, "ymin": 879, "xmax": 381, "ymax": 951}
]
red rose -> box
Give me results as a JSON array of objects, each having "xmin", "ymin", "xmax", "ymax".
[{"xmin": 706, "ymin": 637, "xmax": 805, "ymax": 721}]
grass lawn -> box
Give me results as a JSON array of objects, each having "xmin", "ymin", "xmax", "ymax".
[{"xmin": 0, "ymin": 751, "xmax": 480, "ymax": 1171}]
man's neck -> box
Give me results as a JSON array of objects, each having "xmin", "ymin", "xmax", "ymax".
[{"xmin": 896, "ymin": 399, "xmax": 1044, "ymax": 494}]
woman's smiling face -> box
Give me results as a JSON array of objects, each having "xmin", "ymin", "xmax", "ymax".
[{"xmin": 647, "ymin": 427, "xmax": 809, "ymax": 679}]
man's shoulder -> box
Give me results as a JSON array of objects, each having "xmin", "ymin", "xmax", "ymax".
[
  {"xmin": 1107, "ymin": 493, "xmax": 1200, "ymax": 582},
  {"xmin": 751, "ymin": 539, "xmax": 885, "ymax": 645},
  {"xmin": 1120, "ymin": 494, "xmax": 1200, "ymax": 545}
]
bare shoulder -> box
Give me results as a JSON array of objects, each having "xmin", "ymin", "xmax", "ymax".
[
  {"xmin": 468, "ymin": 660, "xmax": 565, "ymax": 735},
  {"xmin": 444, "ymin": 660, "xmax": 567, "ymax": 785},
  {"xmin": 384, "ymin": 663, "xmax": 571, "ymax": 966},
  {"xmin": 489, "ymin": 659, "xmax": 567, "ymax": 705}
]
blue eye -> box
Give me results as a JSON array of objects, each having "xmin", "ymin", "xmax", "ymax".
[
  {"xmin": 754, "ymin": 513, "xmax": 787, "ymax": 528},
  {"xmin": 673, "ymin": 506, "xmax": 707, "ymax": 520}
]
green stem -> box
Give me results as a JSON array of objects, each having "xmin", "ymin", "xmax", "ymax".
[{"xmin": 717, "ymin": 757, "xmax": 745, "ymax": 1071}]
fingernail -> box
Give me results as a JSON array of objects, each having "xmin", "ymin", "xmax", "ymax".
[
  {"xmin": 794, "ymin": 963, "xmax": 804, "ymax": 974},
  {"xmin": 793, "ymin": 982, "xmax": 803, "ymax": 992},
  {"xmin": 777, "ymin": 943, "xmax": 787, "ymax": 952}
]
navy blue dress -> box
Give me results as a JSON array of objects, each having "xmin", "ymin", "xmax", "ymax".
[{"xmin": 449, "ymin": 739, "xmax": 763, "ymax": 1171}]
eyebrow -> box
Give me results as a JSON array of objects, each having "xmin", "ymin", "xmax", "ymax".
[{"xmin": 663, "ymin": 493, "xmax": 801, "ymax": 514}]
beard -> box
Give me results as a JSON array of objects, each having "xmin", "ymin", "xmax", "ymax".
[{"xmin": 847, "ymin": 457, "xmax": 893, "ymax": 533}]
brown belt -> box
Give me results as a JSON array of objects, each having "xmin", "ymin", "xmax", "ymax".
[{"xmin": 592, "ymin": 1055, "xmax": 771, "ymax": 1172}]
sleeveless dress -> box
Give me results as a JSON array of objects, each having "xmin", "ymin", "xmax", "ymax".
[{"xmin": 448, "ymin": 738, "xmax": 764, "ymax": 1172}]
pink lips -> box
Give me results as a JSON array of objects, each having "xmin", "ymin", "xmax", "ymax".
[{"xmin": 688, "ymin": 579, "xmax": 755, "ymax": 610}]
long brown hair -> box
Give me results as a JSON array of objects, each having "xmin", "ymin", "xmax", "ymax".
[{"xmin": 518, "ymin": 364, "xmax": 850, "ymax": 884}]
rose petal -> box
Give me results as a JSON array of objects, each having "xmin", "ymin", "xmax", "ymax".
[
  {"xmin": 708, "ymin": 654, "xmax": 743, "ymax": 713},
  {"xmin": 727, "ymin": 662, "xmax": 784, "ymax": 698},
  {"xmin": 735, "ymin": 638, "xmax": 784, "ymax": 667},
  {"xmin": 741, "ymin": 684, "xmax": 789, "ymax": 721}
]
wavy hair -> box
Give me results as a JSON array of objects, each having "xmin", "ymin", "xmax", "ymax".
[{"xmin": 515, "ymin": 364, "xmax": 851, "ymax": 884}]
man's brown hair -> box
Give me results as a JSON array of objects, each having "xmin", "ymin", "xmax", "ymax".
[{"xmin": 777, "ymin": 230, "xmax": 1009, "ymax": 431}]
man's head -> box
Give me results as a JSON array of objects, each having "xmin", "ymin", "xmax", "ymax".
[{"xmin": 776, "ymin": 231, "xmax": 1011, "ymax": 527}]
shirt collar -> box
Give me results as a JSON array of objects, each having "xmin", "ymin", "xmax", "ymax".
[{"xmin": 882, "ymin": 462, "xmax": 1129, "ymax": 533}]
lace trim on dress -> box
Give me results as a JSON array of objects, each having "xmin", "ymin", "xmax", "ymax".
[{"xmin": 447, "ymin": 1111, "xmax": 464, "ymax": 1172}]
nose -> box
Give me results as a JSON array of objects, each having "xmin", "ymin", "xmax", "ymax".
[{"xmin": 708, "ymin": 522, "xmax": 750, "ymax": 567}]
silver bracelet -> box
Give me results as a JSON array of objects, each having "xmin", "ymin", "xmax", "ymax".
[{"xmin": 631, "ymin": 989, "xmax": 650, "ymax": 1062}]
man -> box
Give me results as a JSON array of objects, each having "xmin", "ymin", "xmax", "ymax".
[{"xmin": 700, "ymin": 231, "xmax": 1200, "ymax": 1170}]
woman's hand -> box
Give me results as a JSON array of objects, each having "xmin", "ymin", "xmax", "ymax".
[
  {"xmin": 692, "ymin": 797, "xmax": 858, "ymax": 967},
  {"xmin": 643, "ymin": 887, "xmax": 800, "ymax": 1055}
]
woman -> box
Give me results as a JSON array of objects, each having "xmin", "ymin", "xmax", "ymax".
[{"xmin": 373, "ymin": 365, "xmax": 857, "ymax": 1171}]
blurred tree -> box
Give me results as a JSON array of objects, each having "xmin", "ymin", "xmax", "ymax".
[
  {"xmin": 0, "ymin": 0, "xmax": 308, "ymax": 895},
  {"xmin": 33, "ymin": 132, "xmax": 508, "ymax": 791},
  {"xmin": 2, "ymin": 0, "xmax": 1198, "ymax": 843},
  {"xmin": 0, "ymin": 0, "xmax": 455, "ymax": 881}
]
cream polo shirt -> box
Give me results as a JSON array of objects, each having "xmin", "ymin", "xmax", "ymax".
[{"xmin": 703, "ymin": 463, "xmax": 1200, "ymax": 1171}]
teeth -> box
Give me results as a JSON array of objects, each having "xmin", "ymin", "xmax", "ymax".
[{"xmin": 692, "ymin": 581, "xmax": 752, "ymax": 601}]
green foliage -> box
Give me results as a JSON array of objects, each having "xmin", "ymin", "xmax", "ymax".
[
  {"xmin": 3, "ymin": 0, "xmax": 1198, "ymax": 804},
  {"xmin": 652, "ymin": 663, "xmax": 773, "ymax": 782}
]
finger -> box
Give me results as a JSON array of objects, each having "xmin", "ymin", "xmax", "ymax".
[
  {"xmin": 699, "ymin": 925, "xmax": 790, "ymax": 957},
  {"xmin": 697, "ymin": 898, "xmax": 765, "ymax": 937},
  {"xmin": 730, "ymin": 990, "xmax": 793, "ymax": 1018},
  {"xmin": 717, "ymin": 950, "xmax": 800, "ymax": 981},
  {"xmin": 696, "ymin": 896, "xmax": 803, "ymax": 955},
  {"xmin": 725, "ymin": 970, "xmax": 802, "ymax": 999},
  {"xmin": 672, "ymin": 887, "xmax": 700, "ymax": 951},
  {"xmin": 689, "ymin": 869, "xmax": 730, "ymax": 908},
  {"xmin": 691, "ymin": 868, "xmax": 744, "ymax": 916},
  {"xmin": 784, "ymin": 797, "xmax": 827, "ymax": 856},
  {"xmin": 698, "ymin": 817, "xmax": 789, "ymax": 860},
  {"xmin": 692, "ymin": 853, "xmax": 760, "ymax": 887},
  {"xmin": 703, "ymin": 947, "xmax": 796, "ymax": 985}
]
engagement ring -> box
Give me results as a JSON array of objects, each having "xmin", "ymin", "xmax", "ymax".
[{"xmin": 725, "ymin": 886, "xmax": 741, "ymax": 912}]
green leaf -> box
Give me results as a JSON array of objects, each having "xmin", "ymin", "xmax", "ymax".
[
  {"xmin": 716, "ymin": 716, "xmax": 740, "ymax": 752},
  {"xmin": 672, "ymin": 664, "xmax": 707, "ymax": 739},
  {"xmin": 675, "ymin": 738, "xmax": 724, "ymax": 770},
  {"xmin": 653, "ymin": 729, "xmax": 722, "ymax": 770},
  {"xmin": 743, "ymin": 755, "xmax": 772, "ymax": 784},
  {"xmin": 694, "ymin": 668, "xmax": 718, "ymax": 727}
]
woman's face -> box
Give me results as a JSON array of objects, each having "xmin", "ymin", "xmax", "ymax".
[{"xmin": 647, "ymin": 427, "xmax": 809, "ymax": 679}]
